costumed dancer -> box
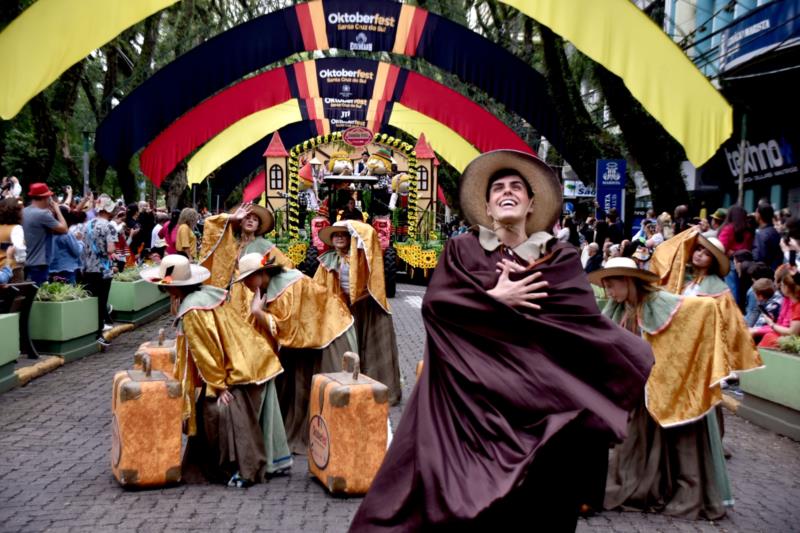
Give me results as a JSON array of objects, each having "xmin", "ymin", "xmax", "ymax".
[
  {"xmin": 589, "ymin": 257, "xmax": 734, "ymax": 520},
  {"xmin": 350, "ymin": 150, "xmax": 653, "ymax": 531},
  {"xmin": 649, "ymin": 228, "xmax": 762, "ymax": 375},
  {"xmin": 314, "ymin": 220, "xmax": 402, "ymax": 406},
  {"xmin": 234, "ymin": 252, "xmax": 357, "ymax": 454},
  {"xmin": 199, "ymin": 203, "xmax": 292, "ymax": 319},
  {"xmin": 140, "ymin": 255, "xmax": 291, "ymax": 487},
  {"xmin": 649, "ymin": 229, "xmax": 763, "ymax": 453}
]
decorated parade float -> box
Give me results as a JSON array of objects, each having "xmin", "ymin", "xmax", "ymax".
[{"xmin": 260, "ymin": 128, "xmax": 445, "ymax": 295}]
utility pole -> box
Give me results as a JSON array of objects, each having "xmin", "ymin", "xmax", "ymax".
[{"xmin": 737, "ymin": 113, "xmax": 747, "ymax": 206}]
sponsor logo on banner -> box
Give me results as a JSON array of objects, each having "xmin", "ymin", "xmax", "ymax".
[
  {"xmin": 340, "ymin": 84, "xmax": 352, "ymax": 97},
  {"xmin": 595, "ymin": 159, "xmax": 626, "ymax": 218},
  {"xmin": 343, "ymin": 127, "xmax": 374, "ymax": 147},
  {"xmin": 324, "ymin": 1, "xmax": 402, "ymax": 52}
]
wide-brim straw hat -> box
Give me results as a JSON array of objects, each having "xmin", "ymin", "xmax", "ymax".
[
  {"xmin": 230, "ymin": 203, "xmax": 275, "ymax": 236},
  {"xmin": 318, "ymin": 223, "xmax": 351, "ymax": 246},
  {"xmin": 459, "ymin": 149, "xmax": 562, "ymax": 235},
  {"xmin": 140, "ymin": 254, "xmax": 210, "ymax": 286},
  {"xmin": 587, "ymin": 257, "xmax": 660, "ymax": 286},
  {"xmin": 233, "ymin": 253, "xmax": 285, "ymax": 284},
  {"xmin": 696, "ymin": 233, "xmax": 730, "ymax": 276}
]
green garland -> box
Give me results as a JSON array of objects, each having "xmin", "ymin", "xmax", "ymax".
[{"xmin": 286, "ymin": 132, "xmax": 419, "ymax": 239}]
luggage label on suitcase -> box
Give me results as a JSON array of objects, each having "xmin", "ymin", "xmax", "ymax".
[
  {"xmin": 309, "ymin": 352, "xmax": 389, "ymax": 495},
  {"xmin": 112, "ymin": 354, "xmax": 182, "ymax": 487}
]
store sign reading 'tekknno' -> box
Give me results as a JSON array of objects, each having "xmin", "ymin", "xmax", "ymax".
[{"xmin": 723, "ymin": 137, "xmax": 798, "ymax": 183}]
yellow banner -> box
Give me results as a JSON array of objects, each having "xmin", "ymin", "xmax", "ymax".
[
  {"xmin": 0, "ymin": 0, "xmax": 178, "ymax": 120},
  {"xmin": 501, "ymin": 0, "xmax": 732, "ymax": 166},
  {"xmin": 187, "ymin": 100, "xmax": 303, "ymax": 185},
  {"xmin": 388, "ymin": 103, "xmax": 479, "ymax": 172}
]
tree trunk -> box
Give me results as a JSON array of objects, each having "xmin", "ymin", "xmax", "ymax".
[
  {"xmin": 538, "ymin": 25, "xmax": 622, "ymax": 183},
  {"xmin": 592, "ymin": 65, "xmax": 689, "ymax": 214}
]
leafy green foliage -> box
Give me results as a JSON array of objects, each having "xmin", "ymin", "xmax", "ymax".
[
  {"xmin": 777, "ymin": 336, "xmax": 800, "ymax": 355},
  {"xmin": 113, "ymin": 267, "xmax": 145, "ymax": 282},
  {"xmin": 34, "ymin": 282, "xmax": 90, "ymax": 302}
]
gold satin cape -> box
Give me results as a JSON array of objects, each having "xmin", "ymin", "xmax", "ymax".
[
  {"xmin": 252, "ymin": 269, "xmax": 354, "ymax": 350},
  {"xmin": 604, "ymin": 290, "xmax": 729, "ymax": 427},
  {"xmin": 649, "ymin": 228, "xmax": 763, "ymax": 374},
  {"xmin": 312, "ymin": 220, "xmax": 390, "ymax": 313},
  {"xmin": 175, "ymin": 286, "xmax": 283, "ymax": 435},
  {"xmin": 199, "ymin": 213, "xmax": 293, "ymax": 319}
]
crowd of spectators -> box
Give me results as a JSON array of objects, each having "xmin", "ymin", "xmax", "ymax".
[
  {"xmin": 0, "ymin": 180, "xmax": 206, "ymax": 347},
  {"xmin": 567, "ymin": 200, "xmax": 800, "ymax": 353}
]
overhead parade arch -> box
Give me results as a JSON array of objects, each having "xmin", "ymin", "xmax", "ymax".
[{"xmin": 138, "ymin": 57, "xmax": 531, "ymax": 193}]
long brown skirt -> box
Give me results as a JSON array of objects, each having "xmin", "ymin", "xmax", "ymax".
[
  {"xmin": 351, "ymin": 297, "xmax": 402, "ymax": 405},
  {"xmin": 183, "ymin": 384, "xmax": 268, "ymax": 484},
  {"xmin": 275, "ymin": 329, "xmax": 356, "ymax": 454},
  {"xmin": 604, "ymin": 401, "xmax": 726, "ymax": 520}
]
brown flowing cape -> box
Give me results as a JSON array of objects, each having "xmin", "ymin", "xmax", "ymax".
[{"xmin": 350, "ymin": 233, "xmax": 654, "ymax": 530}]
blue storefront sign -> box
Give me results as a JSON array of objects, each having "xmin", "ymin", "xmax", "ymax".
[
  {"xmin": 720, "ymin": 0, "xmax": 800, "ymax": 72},
  {"xmin": 596, "ymin": 159, "xmax": 626, "ymax": 219}
]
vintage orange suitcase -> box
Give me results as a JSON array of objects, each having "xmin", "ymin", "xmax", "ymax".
[
  {"xmin": 111, "ymin": 354, "xmax": 182, "ymax": 488},
  {"xmin": 308, "ymin": 352, "xmax": 389, "ymax": 495},
  {"xmin": 134, "ymin": 328, "xmax": 176, "ymax": 376}
]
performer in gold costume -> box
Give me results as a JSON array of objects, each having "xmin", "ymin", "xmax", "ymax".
[
  {"xmin": 314, "ymin": 220, "xmax": 401, "ymax": 405},
  {"xmin": 235, "ymin": 252, "xmax": 357, "ymax": 454},
  {"xmin": 141, "ymin": 255, "xmax": 290, "ymax": 487},
  {"xmin": 199, "ymin": 202, "xmax": 292, "ymax": 318},
  {"xmin": 590, "ymin": 257, "xmax": 733, "ymax": 520}
]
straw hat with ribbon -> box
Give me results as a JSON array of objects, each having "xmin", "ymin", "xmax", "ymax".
[
  {"xmin": 318, "ymin": 222, "xmax": 351, "ymax": 247},
  {"xmin": 140, "ymin": 254, "xmax": 210, "ymax": 286},
  {"xmin": 695, "ymin": 234, "xmax": 730, "ymax": 276},
  {"xmin": 233, "ymin": 253, "xmax": 285, "ymax": 284},
  {"xmin": 230, "ymin": 203, "xmax": 275, "ymax": 236},
  {"xmin": 459, "ymin": 149, "xmax": 562, "ymax": 235},
  {"xmin": 587, "ymin": 257, "xmax": 660, "ymax": 287}
]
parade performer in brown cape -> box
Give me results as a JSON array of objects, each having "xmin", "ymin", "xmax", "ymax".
[
  {"xmin": 199, "ymin": 202, "xmax": 293, "ymax": 319},
  {"xmin": 235, "ymin": 252, "xmax": 357, "ymax": 454},
  {"xmin": 314, "ymin": 220, "xmax": 402, "ymax": 406},
  {"xmin": 589, "ymin": 257, "xmax": 733, "ymax": 520},
  {"xmin": 141, "ymin": 255, "xmax": 291, "ymax": 487},
  {"xmin": 349, "ymin": 150, "xmax": 654, "ymax": 531}
]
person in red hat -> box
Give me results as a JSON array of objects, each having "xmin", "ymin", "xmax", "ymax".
[{"xmin": 22, "ymin": 183, "xmax": 67, "ymax": 284}]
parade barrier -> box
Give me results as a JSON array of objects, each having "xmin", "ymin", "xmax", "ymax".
[
  {"xmin": 111, "ymin": 354, "xmax": 182, "ymax": 488},
  {"xmin": 108, "ymin": 277, "xmax": 170, "ymax": 326},
  {"xmin": 0, "ymin": 313, "xmax": 19, "ymax": 393},
  {"xmin": 133, "ymin": 328, "xmax": 176, "ymax": 376},
  {"xmin": 29, "ymin": 295, "xmax": 98, "ymax": 362},
  {"xmin": 308, "ymin": 352, "xmax": 388, "ymax": 495},
  {"xmin": 738, "ymin": 348, "xmax": 800, "ymax": 441}
]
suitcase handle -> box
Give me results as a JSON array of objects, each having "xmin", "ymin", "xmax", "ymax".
[
  {"xmin": 343, "ymin": 352, "xmax": 360, "ymax": 379},
  {"xmin": 141, "ymin": 353, "xmax": 152, "ymax": 377},
  {"xmin": 158, "ymin": 328, "xmax": 165, "ymax": 346}
]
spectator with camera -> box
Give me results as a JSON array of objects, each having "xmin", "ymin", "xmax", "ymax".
[
  {"xmin": 22, "ymin": 183, "xmax": 67, "ymax": 284},
  {"xmin": 0, "ymin": 197, "xmax": 26, "ymax": 283}
]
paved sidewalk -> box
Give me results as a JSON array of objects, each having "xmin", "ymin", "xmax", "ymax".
[{"xmin": 0, "ymin": 283, "xmax": 798, "ymax": 532}]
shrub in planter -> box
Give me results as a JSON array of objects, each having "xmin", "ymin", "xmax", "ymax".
[
  {"xmin": 109, "ymin": 267, "xmax": 169, "ymax": 324},
  {"xmin": 29, "ymin": 282, "xmax": 98, "ymax": 361},
  {"xmin": 777, "ymin": 335, "xmax": 800, "ymax": 355}
]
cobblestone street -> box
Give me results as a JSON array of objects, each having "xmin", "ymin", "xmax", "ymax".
[{"xmin": 0, "ymin": 283, "xmax": 799, "ymax": 532}]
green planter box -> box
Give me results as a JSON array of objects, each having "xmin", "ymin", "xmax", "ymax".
[
  {"xmin": 738, "ymin": 348, "xmax": 800, "ymax": 441},
  {"xmin": 108, "ymin": 279, "xmax": 169, "ymax": 325},
  {"xmin": 0, "ymin": 313, "xmax": 20, "ymax": 393},
  {"xmin": 29, "ymin": 297, "xmax": 99, "ymax": 362}
]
